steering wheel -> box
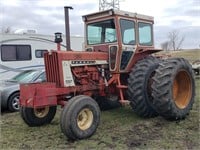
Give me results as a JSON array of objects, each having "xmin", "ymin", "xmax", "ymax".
[{"xmin": 128, "ymin": 40, "xmax": 135, "ymax": 45}]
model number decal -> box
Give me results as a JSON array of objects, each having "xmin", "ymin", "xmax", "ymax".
[
  {"xmin": 62, "ymin": 61, "xmax": 75, "ymax": 87},
  {"xmin": 71, "ymin": 60, "xmax": 95, "ymax": 64}
]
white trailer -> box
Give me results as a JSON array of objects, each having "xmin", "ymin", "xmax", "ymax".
[{"xmin": 0, "ymin": 33, "xmax": 84, "ymax": 80}]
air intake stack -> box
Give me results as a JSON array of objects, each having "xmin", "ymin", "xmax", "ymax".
[{"xmin": 64, "ymin": 6, "xmax": 73, "ymax": 51}]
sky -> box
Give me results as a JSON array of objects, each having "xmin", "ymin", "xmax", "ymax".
[{"xmin": 0, "ymin": 0, "xmax": 200, "ymax": 49}]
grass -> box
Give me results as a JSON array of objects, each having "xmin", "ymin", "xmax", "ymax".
[
  {"xmin": 1, "ymin": 50, "xmax": 200, "ymax": 149},
  {"xmin": 0, "ymin": 79, "xmax": 199, "ymax": 149},
  {"xmin": 157, "ymin": 49, "xmax": 200, "ymax": 62}
]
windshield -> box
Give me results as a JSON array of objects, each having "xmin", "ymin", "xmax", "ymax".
[
  {"xmin": 87, "ymin": 19, "xmax": 117, "ymax": 45},
  {"xmin": 12, "ymin": 70, "xmax": 39, "ymax": 83}
]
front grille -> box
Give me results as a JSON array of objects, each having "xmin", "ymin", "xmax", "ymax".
[{"xmin": 44, "ymin": 52, "xmax": 61, "ymax": 86}]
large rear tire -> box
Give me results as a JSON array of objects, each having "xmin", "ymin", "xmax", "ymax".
[
  {"xmin": 152, "ymin": 58, "xmax": 195, "ymax": 120},
  {"xmin": 128, "ymin": 56, "xmax": 160, "ymax": 117},
  {"xmin": 20, "ymin": 106, "xmax": 57, "ymax": 126},
  {"xmin": 60, "ymin": 95, "xmax": 100, "ymax": 140}
]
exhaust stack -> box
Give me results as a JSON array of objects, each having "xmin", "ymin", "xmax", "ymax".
[{"xmin": 64, "ymin": 6, "xmax": 73, "ymax": 51}]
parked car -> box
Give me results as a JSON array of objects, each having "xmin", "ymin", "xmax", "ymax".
[
  {"xmin": 0, "ymin": 69, "xmax": 45, "ymax": 112},
  {"xmin": 192, "ymin": 60, "xmax": 200, "ymax": 75}
]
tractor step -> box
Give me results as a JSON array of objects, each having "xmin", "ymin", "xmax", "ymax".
[
  {"xmin": 119, "ymin": 100, "xmax": 130, "ymax": 105},
  {"xmin": 117, "ymin": 85, "xmax": 128, "ymax": 89}
]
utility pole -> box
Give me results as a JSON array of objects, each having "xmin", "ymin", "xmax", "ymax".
[{"xmin": 99, "ymin": 0, "xmax": 120, "ymax": 11}]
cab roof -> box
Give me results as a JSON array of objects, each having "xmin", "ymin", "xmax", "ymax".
[{"xmin": 82, "ymin": 9, "xmax": 154, "ymax": 22}]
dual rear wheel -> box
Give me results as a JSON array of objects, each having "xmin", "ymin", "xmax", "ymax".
[
  {"xmin": 128, "ymin": 57, "xmax": 195, "ymax": 120},
  {"xmin": 128, "ymin": 56, "xmax": 160, "ymax": 117},
  {"xmin": 151, "ymin": 58, "xmax": 195, "ymax": 120}
]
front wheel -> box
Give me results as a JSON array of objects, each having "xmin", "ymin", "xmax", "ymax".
[
  {"xmin": 20, "ymin": 106, "xmax": 57, "ymax": 126},
  {"xmin": 60, "ymin": 95, "xmax": 100, "ymax": 140}
]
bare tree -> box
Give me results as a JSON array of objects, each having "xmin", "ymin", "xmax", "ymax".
[{"xmin": 168, "ymin": 30, "xmax": 185, "ymax": 50}]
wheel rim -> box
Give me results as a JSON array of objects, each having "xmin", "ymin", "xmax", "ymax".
[
  {"xmin": 12, "ymin": 95, "xmax": 20, "ymax": 110},
  {"xmin": 77, "ymin": 108, "xmax": 93, "ymax": 130},
  {"xmin": 173, "ymin": 70, "xmax": 192, "ymax": 109},
  {"xmin": 34, "ymin": 107, "xmax": 49, "ymax": 118}
]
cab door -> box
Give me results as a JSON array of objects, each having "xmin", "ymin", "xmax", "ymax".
[{"xmin": 119, "ymin": 19, "xmax": 136, "ymax": 72}]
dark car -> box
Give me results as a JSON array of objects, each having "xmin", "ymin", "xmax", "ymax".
[
  {"xmin": 0, "ymin": 69, "xmax": 45, "ymax": 112},
  {"xmin": 192, "ymin": 60, "xmax": 200, "ymax": 75}
]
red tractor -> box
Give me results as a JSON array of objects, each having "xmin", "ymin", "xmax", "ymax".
[{"xmin": 20, "ymin": 7, "xmax": 195, "ymax": 140}]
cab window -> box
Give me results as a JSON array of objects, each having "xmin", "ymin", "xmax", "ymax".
[{"xmin": 138, "ymin": 22, "xmax": 153, "ymax": 46}]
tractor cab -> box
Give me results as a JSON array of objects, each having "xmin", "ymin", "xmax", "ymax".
[{"xmin": 83, "ymin": 9, "xmax": 159, "ymax": 72}]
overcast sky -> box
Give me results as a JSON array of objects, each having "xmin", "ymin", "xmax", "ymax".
[{"xmin": 0, "ymin": 0, "xmax": 200, "ymax": 48}]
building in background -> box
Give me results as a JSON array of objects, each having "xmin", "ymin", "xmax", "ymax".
[{"xmin": 0, "ymin": 33, "xmax": 84, "ymax": 79}]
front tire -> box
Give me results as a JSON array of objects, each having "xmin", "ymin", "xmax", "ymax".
[
  {"xmin": 128, "ymin": 56, "xmax": 160, "ymax": 117},
  {"xmin": 60, "ymin": 95, "xmax": 100, "ymax": 140},
  {"xmin": 152, "ymin": 58, "xmax": 195, "ymax": 120},
  {"xmin": 20, "ymin": 106, "xmax": 57, "ymax": 126}
]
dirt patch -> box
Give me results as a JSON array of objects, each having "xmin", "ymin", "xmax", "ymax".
[{"xmin": 125, "ymin": 119, "xmax": 165, "ymax": 148}]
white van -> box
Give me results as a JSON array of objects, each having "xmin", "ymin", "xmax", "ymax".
[{"xmin": 0, "ymin": 33, "xmax": 83, "ymax": 80}]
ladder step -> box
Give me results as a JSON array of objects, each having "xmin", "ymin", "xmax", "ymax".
[
  {"xmin": 117, "ymin": 85, "xmax": 128, "ymax": 89},
  {"xmin": 119, "ymin": 100, "xmax": 130, "ymax": 105}
]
